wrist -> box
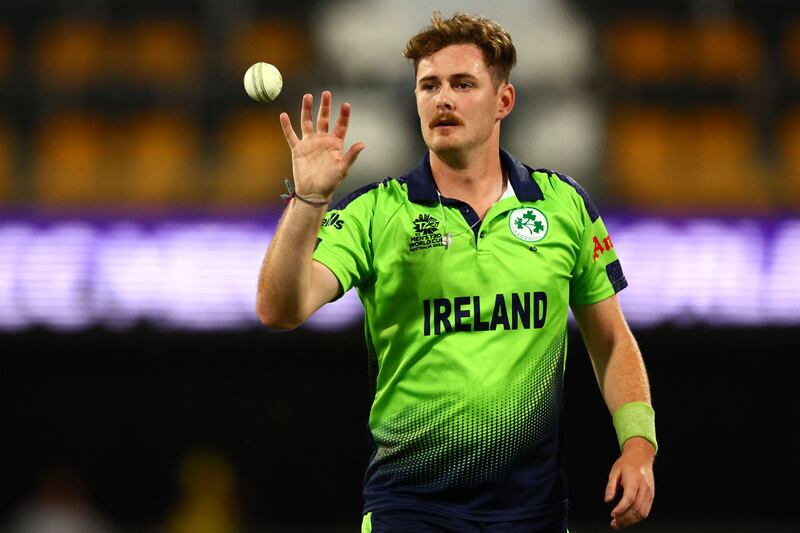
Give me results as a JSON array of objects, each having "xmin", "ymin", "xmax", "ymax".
[
  {"xmin": 622, "ymin": 436, "xmax": 657, "ymax": 456},
  {"xmin": 292, "ymin": 192, "xmax": 330, "ymax": 207},
  {"xmin": 280, "ymin": 178, "xmax": 331, "ymax": 207},
  {"xmin": 612, "ymin": 401, "xmax": 658, "ymax": 453}
]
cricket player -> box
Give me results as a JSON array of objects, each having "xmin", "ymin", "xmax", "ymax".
[{"xmin": 257, "ymin": 12, "xmax": 656, "ymax": 532}]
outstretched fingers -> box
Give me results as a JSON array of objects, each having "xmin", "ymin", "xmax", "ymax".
[
  {"xmin": 279, "ymin": 112, "xmax": 299, "ymax": 149},
  {"xmin": 340, "ymin": 142, "xmax": 366, "ymax": 174},
  {"xmin": 316, "ymin": 91, "xmax": 332, "ymax": 133},
  {"xmin": 333, "ymin": 102, "xmax": 353, "ymax": 140},
  {"xmin": 300, "ymin": 93, "xmax": 314, "ymax": 137},
  {"xmin": 283, "ymin": 93, "xmax": 357, "ymax": 159}
]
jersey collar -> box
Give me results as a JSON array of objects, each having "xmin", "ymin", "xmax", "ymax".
[{"xmin": 406, "ymin": 149, "xmax": 544, "ymax": 205}]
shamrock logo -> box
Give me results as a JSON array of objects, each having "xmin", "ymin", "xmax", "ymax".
[
  {"xmin": 514, "ymin": 210, "xmax": 544, "ymax": 235},
  {"xmin": 509, "ymin": 208, "xmax": 548, "ymax": 242}
]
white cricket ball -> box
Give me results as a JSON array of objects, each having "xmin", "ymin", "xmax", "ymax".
[{"xmin": 243, "ymin": 62, "xmax": 283, "ymax": 103}]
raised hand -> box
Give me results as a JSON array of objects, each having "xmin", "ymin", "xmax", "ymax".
[{"xmin": 279, "ymin": 91, "xmax": 366, "ymax": 204}]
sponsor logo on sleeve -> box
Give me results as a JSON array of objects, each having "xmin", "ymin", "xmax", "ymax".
[
  {"xmin": 322, "ymin": 212, "xmax": 344, "ymax": 230},
  {"xmin": 593, "ymin": 234, "xmax": 615, "ymax": 262}
]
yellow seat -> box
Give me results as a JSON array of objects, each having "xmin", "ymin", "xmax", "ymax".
[
  {"xmin": 685, "ymin": 109, "xmax": 768, "ymax": 209},
  {"xmin": 606, "ymin": 18, "xmax": 762, "ymax": 84},
  {"xmin": 776, "ymin": 110, "xmax": 800, "ymax": 206},
  {"xmin": 607, "ymin": 107, "xmax": 676, "ymax": 205},
  {"xmin": 689, "ymin": 19, "xmax": 762, "ymax": 83},
  {"xmin": 33, "ymin": 19, "xmax": 109, "ymax": 88},
  {"xmin": 604, "ymin": 19, "xmax": 685, "ymax": 83},
  {"xmin": 33, "ymin": 112, "xmax": 111, "ymax": 205},
  {"xmin": 121, "ymin": 18, "xmax": 202, "ymax": 87},
  {"xmin": 212, "ymin": 109, "xmax": 291, "ymax": 206},
  {"xmin": 117, "ymin": 111, "xmax": 201, "ymax": 205},
  {"xmin": 607, "ymin": 107, "xmax": 768, "ymax": 211},
  {"xmin": 226, "ymin": 17, "xmax": 314, "ymax": 79}
]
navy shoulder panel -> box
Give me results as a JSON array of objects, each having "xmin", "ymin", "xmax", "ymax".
[
  {"xmin": 330, "ymin": 181, "xmax": 379, "ymax": 211},
  {"xmin": 535, "ymin": 168, "xmax": 600, "ymax": 223},
  {"xmin": 329, "ymin": 178, "xmax": 383, "ymax": 211},
  {"xmin": 606, "ymin": 259, "xmax": 628, "ymax": 293}
]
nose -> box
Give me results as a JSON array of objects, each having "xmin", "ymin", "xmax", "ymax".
[{"xmin": 435, "ymin": 85, "xmax": 453, "ymax": 110}]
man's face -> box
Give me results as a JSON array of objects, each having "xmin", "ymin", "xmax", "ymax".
[{"xmin": 415, "ymin": 43, "xmax": 508, "ymax": 157}]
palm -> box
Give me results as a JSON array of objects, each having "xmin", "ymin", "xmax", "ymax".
[
  {"xmin": 293, "ymin": 134, "xmax": 345, "ymax": 184},
  {"xmin": 280, "ymin": 91, "xmax": 365, "ymax": 202}
]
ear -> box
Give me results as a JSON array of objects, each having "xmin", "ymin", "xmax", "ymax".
[{"xmin": 496, "ymin": 83, "xmax": 515, "ymax": 120}]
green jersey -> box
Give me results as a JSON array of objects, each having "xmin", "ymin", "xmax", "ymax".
[{"xmin": 312, "ymin": 149, "xmax": 626, "ymax": 521}]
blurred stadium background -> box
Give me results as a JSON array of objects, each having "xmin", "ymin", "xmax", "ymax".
[{"xmin": 1, "ymin": 0, "xmax": 798, "ymax": 531}]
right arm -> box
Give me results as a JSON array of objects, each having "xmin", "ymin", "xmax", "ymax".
[{"xmin": 256, "ymin": 91, "xmax": 365, "ymax": 330}]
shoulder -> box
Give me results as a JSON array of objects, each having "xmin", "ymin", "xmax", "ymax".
[
  {"xmin": 529, "ymin": 167, "xmax": 600, "ymax": 222},
  {"xmin": 330, "ymin": 177, "xmax": 408, "ymax": 212}
]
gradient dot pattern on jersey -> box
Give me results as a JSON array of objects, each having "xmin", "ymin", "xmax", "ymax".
[{"xmin": 367, "ymin": 332, "xmax": 565, "ymax": 490}]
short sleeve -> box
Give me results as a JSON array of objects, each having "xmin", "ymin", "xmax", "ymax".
[
  {"xmin": 560, "ymin": 179, "xmax": 628, "ymax": 305},
  {"xmin": 311, "ymin": 185, "xmax": 377, "ymax": 297}
]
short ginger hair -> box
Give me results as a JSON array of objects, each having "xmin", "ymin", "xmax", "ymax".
[{"xmin": 403, "ymin": 12, "xmax": 517, "ymax": 89}]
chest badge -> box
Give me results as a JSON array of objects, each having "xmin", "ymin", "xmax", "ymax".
[
  {"xmin": 409, "ymin": 213, "xmax": 445, "ymax": 252},
  {"xmin": 509, "ymin": 207, "xmax": 548, "ymax": 242}
]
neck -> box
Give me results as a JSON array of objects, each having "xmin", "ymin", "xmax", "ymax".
[{"xmin": 429, "ymin": 140, "xmax": 504, "ymax": 219}]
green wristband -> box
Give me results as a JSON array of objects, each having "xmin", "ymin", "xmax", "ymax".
[{"xmin": 612, "ymin": 401, "xmax": 658, "ymax": 452}]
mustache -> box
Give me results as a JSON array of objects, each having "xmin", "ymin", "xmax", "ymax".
[{"xmin": 429, "ymin": 113, "xmax": 463, "ymax": 128}]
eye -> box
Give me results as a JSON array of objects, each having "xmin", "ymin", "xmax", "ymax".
[
  {"xmin": 421, "ymin": 83, "xmax": 439, "ymax": 92},
  {"xmin": 455, "ymin": 82, "xmax": 472, "ymax": 90}
]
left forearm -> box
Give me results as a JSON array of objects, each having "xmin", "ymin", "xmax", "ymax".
[
  {"xmin": 574, "ymin": 296, "xmax": 656, "ymax": 527},
  {"xmin": 572, "ymin": 296, "xmax": 652, "ymax": 415},
  {"xmin": 594, "ymin": 334, "xmax": 651, "ymax": 415}
]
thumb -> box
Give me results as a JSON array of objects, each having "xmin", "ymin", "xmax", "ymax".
[
  {"xmin": 342, "ymin": 141, "xmax": 366, "ymax": 171},
  {"xmin": 605, "ymin": 468, "xmax": 620, "ymax": 503}
]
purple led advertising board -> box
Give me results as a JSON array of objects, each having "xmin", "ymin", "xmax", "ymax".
[{"xmin": 0, "ymin": 215, "xmax": 797, "ymax": 331}]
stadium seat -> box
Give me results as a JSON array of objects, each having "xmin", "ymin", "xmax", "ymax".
[
  {"xmin": 212, "ymin": 109, "xmax": 290, "ymax": 206},
  {"xmin": 607, "ymin": 107, "xmax": 767, "ymax": 211},
  {"xmin": 689, "ymin": 19, "xmax": 762, "ymax": 83},
  {"xmin": 226, "ymin": 17, "xmax": 314, "ymax": 79},
  {"xmin": 607, "ymin": 107, "xmax": 675, "ymax": 205},
  {"xmin": 122, "ymin": 18, "xmax": 202, "ymax": 87},
  {"xmin": 687, "ymin": 109, "xmax": 767, "ymax": 208},
  {"xmin": 606, "ymin": 17, "xmax": 762, "ymax": 84},
  {"xmin": 32, "ymin": 112, "xmax": 110, "ymax": 205},
  {"xmin": 604, "ymin": 19, "xmax": 684, "ymax": 83},
  {"xmin": 32, "ymin": 19, "xmax": 110, "ymax": 88},
  {"xmin": 118, "ymin": 111, "xmax": 201, "ymax": 205}
]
